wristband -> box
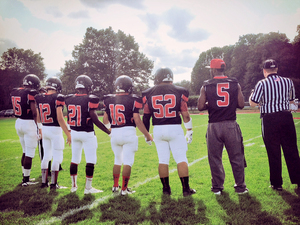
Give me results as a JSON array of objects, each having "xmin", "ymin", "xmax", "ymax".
[
  {"xmin": 37, "ymin": 122, "xmax": 42, "ymax": 129},
  {"xmin": 104, "ymin": 123, "xmax": 111, "ymax": 129},
  {"xmin": 184, "ymin": 118, "xmax": 192, "ymax": 129}
]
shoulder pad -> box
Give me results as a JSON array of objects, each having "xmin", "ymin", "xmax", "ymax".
[
  {"xmin": 89, "ymin": 94, "xmax": 99, "ymax": 103},
  {"xmin": 28, "ymin": 89, "xmax": 39, "ymax": 96},
  {"xmin": 57, "ymin": 94, "xmax": 65, "ymax": 101}
]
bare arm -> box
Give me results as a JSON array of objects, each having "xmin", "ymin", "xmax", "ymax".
[
  {"xmin": 237, "ymin": 84, "xmax": 245, "ymax": 109},
  {"xmin": 31, "ymin": 101, "xmax": 38, "ymax": 124},
  {"xmin": 197, "ymin": 86, "xmax": 207, "ymax": 111},
  {"xmin": 133, "ymin": 113, "xmax": 153, "ymax": 141},
  {"xmin": 89, "ymin": 109, "xmax": 111, "ymax": 135},
  {"xmin": 57, "ymin": 106, "xmax": 71, "ymax": 145},
  {"xmin": 103, "ymin": 112, "xmax": 109, "ymax": 125},
  {"xmin": 248, "ymin": 92, "xmax": 259, "ymax": 107}
]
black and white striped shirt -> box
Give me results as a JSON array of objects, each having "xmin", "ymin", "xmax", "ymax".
[{"xmin": 251, "ymin": 73, "xmax": 295, "ymax": 114}]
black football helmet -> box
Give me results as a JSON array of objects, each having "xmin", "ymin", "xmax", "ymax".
[
  {"xmin": 114, "ymin": 75, "xmax": 133, "ymax": 93},
  {"xmin": 75, "ymin": 75, "xmax": 93, "ymax": 93},
  {"xmin": 23, "ymin": 74, "xmax": 41, "ymax": 90},
  {"xmin": 154, "ymin": 67, "xmax": 173, "ymax": 85},
  {"xmin": 45, "ymin": 77, "xmax": 62, "ymax": 93}
]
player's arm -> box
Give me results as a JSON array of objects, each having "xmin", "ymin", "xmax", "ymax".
[
  {"xmin": 57, "ymin": 106, "xmax": 71, "ymax": 145},
  {"xmin": 181, "ymin": 99, "xmax": 193, "ymax": 144},
  {"xmin": 249, "ymin": 90, "xmax": 259, "ymax": 107},
  {"xmin": 142, "ymin": 102, "xmax": 151, "ymax": 132},
  {"xmin": 102, "ymin": 112, "xmax": 111, "ymax": 130},
  {"xmin": 89, "ymin": 109, "xmax": 111, "ymax": 135},
  {"xmin": 133, "ymin": 113, "xmax": 153, "ymax": 142},
  {"xmin": 34, "ymin": 103, "xmax": 42, "ymax": 139},
  {"xmin": 197, "ymin": 86, "xmax": 207, "ymax": 111},
  {"xmin": 237, "ymin": 84, "xmax": 245, "ymax": 109}
]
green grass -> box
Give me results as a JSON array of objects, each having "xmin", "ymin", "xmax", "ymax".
[{"xmin": 0, "ymin": 112, "xmax": 300, "ymax": 224}]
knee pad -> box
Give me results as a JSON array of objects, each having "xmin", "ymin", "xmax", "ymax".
[
  {"xmin": 70, "ymin": 163, "xmax": 78, "ymax": 175},
  {"xmin": 86, "ymin": 163, "xmax": 94, "ymax": 177}
]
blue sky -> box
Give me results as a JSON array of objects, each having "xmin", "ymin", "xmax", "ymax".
[{"xmin": 0, "ymin": 0, "xmax": 299, "ymax": 83}]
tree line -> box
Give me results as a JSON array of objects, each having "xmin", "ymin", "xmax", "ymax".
[{"xmin": 0, "ymin": 25, "xmax": 299, "ymax": 110}]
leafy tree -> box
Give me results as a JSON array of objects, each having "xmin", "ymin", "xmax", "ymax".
[
  {"xmin": 0, "ymin": 48, "xmax": 46, "ymax": 110},
  {"xmin": 243, "ymin": 32, "xmax": 293, "ymax": 95},
  {"xmin": 191, "ymin": 46, "xmax": 234, "ymax": 95},
  {"xmin": 174, "ymin": 80, "xmax": 193, "ymax": 95},
  {"xmin": 60, "ymin": 27, "xmax": 153, "ymax": 97}
]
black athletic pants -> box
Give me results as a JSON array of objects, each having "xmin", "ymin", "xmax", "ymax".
[{"xmin": 262, "ymin": 111, "xmax": 300, "ymax": 186}]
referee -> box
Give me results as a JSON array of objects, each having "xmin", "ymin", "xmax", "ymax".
[{"xmin": 249, "ymin": 59, "xmax": 300, "ymax": 191}]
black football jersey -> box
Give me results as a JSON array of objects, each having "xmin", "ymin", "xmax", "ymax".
[
  {"xmin": 35, "ymin": 93, "xmax": 65, "ymax": 127},
  {"xmin": 203, "ymin": 76, "xmax": 239, "ymax": 123},
  {"xmin": 10, "ymin": 87, "xmax": 38, "ymax": 120},
  {"xmin": 103, "ymin": 94, "xmax": 143, "ymax": 128},
  {"xmin": 64, "ymin": 94, "xmax": 99, "ymax": 132},
  {"xmin": 142, "ymin": 84, "xmax": 189, "ymax": 126}
]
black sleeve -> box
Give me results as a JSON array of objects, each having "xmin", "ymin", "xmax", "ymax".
[{"xmin": 142, "ymin": 113, "xmax": 151, "ymax": 132}]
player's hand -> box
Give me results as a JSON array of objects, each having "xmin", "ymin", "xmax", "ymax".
[
  {"xmin": 37, "ymin": 129, "xmax": 42, "ymax": 140},
  {"xmin": 185, "ymin": 130, "xmax": 193, "ymax": 144},
  {"xmin": 66, "ymin": 134, "xmax": 71, "ymax": 146},
  {"xmin": 145, "ymin": 134, "xmax": 153, "ymax": 146}
]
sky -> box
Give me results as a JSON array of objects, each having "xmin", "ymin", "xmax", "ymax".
[{"xmin": 0, "ymin": 0, "xmax": 299, "ymax": 83}]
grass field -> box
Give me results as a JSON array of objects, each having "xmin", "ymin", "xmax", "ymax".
[{"xmin": 0, "ymin": 112, "xmax": 300, "ymax": 225}]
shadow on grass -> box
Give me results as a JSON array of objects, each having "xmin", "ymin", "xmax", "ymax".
[
  {"xmin": 149, "ymin": 195, "xmax": 209, "ymax": 225},
  {"xmin": 278, "ymin": 190, "xmax": 300, "ymax": 224},
  {"xmin": 98, "ymin": 194, "xmax": 208, "ymax": 225},
  {"xmin": 216, "ymin": 191, "xmax": 282, "ymax": 225},
  {"xmin": 0, "ymin": 182, "xmax": 57, "ymax": 216},
  {"xmin": 54, "ymin": 193, "xmax": 95, "ymax": 224}
]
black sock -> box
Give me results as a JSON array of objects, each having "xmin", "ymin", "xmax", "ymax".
[
  {"xmin": 180, "ymin": 176, "xmax": 190, "ymax": 190},
  {"xmin": 160, "ymin": 177, "xmax": 170, "ymax": 189}
]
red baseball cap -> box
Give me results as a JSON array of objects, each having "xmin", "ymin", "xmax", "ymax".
[{"xmin": 205, "ymin": 59, "xmax": 226, "ymax": 69}]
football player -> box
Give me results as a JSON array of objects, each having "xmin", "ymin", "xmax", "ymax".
[
  {"xmin": 35, "ymin": 77, "xmax": 71, "ymax": 190},
  {"xmin": 10, "ymin": 74, "xmax": 41, "ymax": 186},
  {"xmin": 198, "ymin": 58, "xmax": 248, "ymax": 195},
  {"xmin": 103, "ymin": 75, "xmax": 153, "ymax": 195},
  {"xmin": 142, "ymin": 68, "xmax": 196, "ymax": 197},
  {"xmin": 65, "ymin": 75, "xmax": 111, "ymax": 194}
]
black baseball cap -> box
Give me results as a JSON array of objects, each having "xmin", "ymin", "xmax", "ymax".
[{"xmin": 263, "ymin": 59, "xmax": 278, "ymax": 69}]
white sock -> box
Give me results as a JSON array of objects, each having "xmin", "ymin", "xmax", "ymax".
[{"xmin": 85, "ymin": 177, "xmax": 93, "ymax": 190}]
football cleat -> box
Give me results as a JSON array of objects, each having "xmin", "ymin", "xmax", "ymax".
[
  {"xmin": 213, "ymin": 191, "xmax": 222, "ymax": 195},
  {"xmin": 162, "ymin": 187, "xmax": 171, "ymax": 195},
  {"xmin": 269, "ymin": 185, "xmax": 283, "ymax": 191},
  {"xmin": 183, "ymin": 188, "xmax": 196, "ymax": 197},
  {"xmin": 84, "ymin": 187, "xmax": 103, "ymax": 194},
  {"xmin": 121, "ymin": 188, "xmax": 135, "ymax": 196},
  {"xmin": 70, "ymin": 186, "xmax": 78, "ymax": 193},
  {"xmin": 112, "ymin": 186, "xmax": 120, "ymax": 193},
  {"xmin": 22, "ymin": 181, "xmax": 38, "ymax": 186},
  {"xmin": 41, "ymin": 183, "xmax": 49, "ymax": 188},
  {"xmin": 237, "ymin": 188, "xmax": 249, "ymax": 195}
]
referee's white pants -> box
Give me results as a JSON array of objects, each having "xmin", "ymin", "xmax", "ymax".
[
  {"xmin": 71, "ymin": 130, "xmax": 98, "ymax": 164},
  {"xmin": 15, "ymin": 118, "xmax": 38, "ymax": 158},
  {"xmin": 110, "ymin": 126, "xmax": 138, "ymax": 167},
  {"xmin": 153, "ymin": 124, "xmax": 188, "ymax": 165},
  {"xmin": 41, "ymin": 126, "xmax": 64, "ymax": 171}
]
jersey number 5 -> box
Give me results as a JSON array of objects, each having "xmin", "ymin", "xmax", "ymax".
[
  {"xmin": 217, "ymin": 83, "xmax": 230, "ymax": 107},
  {"xmin": 152, "ymin": 94, "xmax": 176, "ymax": 118}
]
